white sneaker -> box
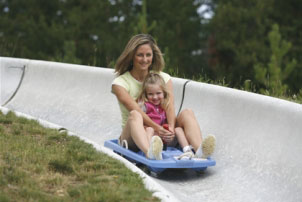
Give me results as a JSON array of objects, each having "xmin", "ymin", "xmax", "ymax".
[
  {"xmin": 147, "ymin": 136, "xmax": 163, "ymax": 160},
  {"xmin": 176, "ymin": 150, "xmax": 194, "ymax": 160},
  {"xmin": 194, "ymin": 135, "xmax": 216, "ymax": 159}
]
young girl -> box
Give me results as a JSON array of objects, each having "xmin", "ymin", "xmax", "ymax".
[{"xmin": 137, "ymin": 73, "xmax": 203, "ymax": 159}]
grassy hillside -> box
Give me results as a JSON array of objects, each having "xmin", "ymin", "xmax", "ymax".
[{"xmin": 0, "ymin": 111, "xmax": 159, "ymax": 202}]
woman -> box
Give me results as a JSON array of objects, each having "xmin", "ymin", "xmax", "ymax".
[{"xmin": 111, "ymin": 34, "xmax": 215, "ymax": 160}]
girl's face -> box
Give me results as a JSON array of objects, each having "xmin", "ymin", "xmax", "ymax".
[
  {"xmin": 133, "ymin": 44, "xmax": 153, "ymax": 72},
  {"xmin": 145, "ymin": 84, "xmax": 164, "ymax": 106}
]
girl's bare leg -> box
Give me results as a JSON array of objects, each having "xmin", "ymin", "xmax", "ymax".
[
  {"xmin": 176, "ymin": 109, "xmax": 202, "ymax": 152},
  {"xmin": 174, "ymin": 127, "xmax": 189, "ymax": 149},
  {"xmin": 177, "ymin": 109, "xmax": 216, "ymax": 158}
]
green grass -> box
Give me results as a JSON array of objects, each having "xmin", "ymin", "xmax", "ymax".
[{"xmin": 0, "ymin": 111, "xmax": 159, "ymax": 202}]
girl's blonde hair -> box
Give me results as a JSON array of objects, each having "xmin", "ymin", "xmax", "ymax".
[
  {"xmin": 115, "ymin": 34, "xmax": 165, "ymax": 75},
  {"xmin": 137, "ymin": 73, "xmax": 170, "ymax": 110}
]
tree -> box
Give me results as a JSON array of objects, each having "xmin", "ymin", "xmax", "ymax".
[
  {"xmin": 207, "ymin": 0, "xmax": 274, "ymax": 86},
  {"xmin": 270, "ymin": 0, "xmax": 302, "ymax": 93},
  {"xmin": 0, "ymin": 0, "xmax": 66, "ymax": 60},
  {"xmin": 254, "ymin": 24, "xmax": 296, "ymax": 96},
  {"xmin": 148, "ymin": 0, "xmax": 204, "ymax": 77},
  {"xmin": 133, "ymin": 0, "xmax": 156, "ymax": 34},
  {"xmin": 207, "ymin": 0, "xmax": 302, "ymax": 94},
  {"xmin": 0, "ymin": 0, "xmax": 208, "ymax": 79}
]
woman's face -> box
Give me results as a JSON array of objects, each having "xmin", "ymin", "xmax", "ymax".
[{"xmin": 133, "ymin": 44, "xmax": 153, "ymax": 72}]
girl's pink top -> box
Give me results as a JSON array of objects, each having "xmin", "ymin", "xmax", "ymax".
[{"xmin": 144, "ymin": 102, "xmax": 167, "ymax": 125}]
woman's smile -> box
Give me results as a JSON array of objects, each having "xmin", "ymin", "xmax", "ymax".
[{"xmin": 133, "ymin": 44, "xmax": 153, "ymax": 71}]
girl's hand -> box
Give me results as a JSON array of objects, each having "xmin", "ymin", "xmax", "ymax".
[
  {"xmin": 163, "ymin": 124, "xmax": 171, "ymax": 132},
  {"xmin": 163, "ymin": 124, "xmax": 175, "ymax": 134},
  {"xmin": 159, "ymin": 124, "xmax": 175, "ymax": 143}
]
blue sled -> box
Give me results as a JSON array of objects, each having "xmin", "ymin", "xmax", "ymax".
[{"xmin": 104, "ymin": 139, "xmax": 216, "ymax": 174}]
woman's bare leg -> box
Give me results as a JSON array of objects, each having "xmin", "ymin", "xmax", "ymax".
[
  {"xmin": 145, "ymin": 127, "xmax": 154, "ymax": 142},
  {"xmin": 176, "ymin": 109, "xmax": 202, "ymax": 152},
  {"xmin": 120, "ymin": 110, "xmax": 150, "ymax": 154}
]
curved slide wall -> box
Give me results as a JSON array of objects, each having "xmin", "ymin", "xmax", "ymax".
[
  {"xmin": 0, "ymin": 57, "xmax": 28, "ymax": 105},
  {"xmin": 1, "ymin": 57, "xmax": 302, "ymax": 202},
  {"xmin": 157, "ymin": 81, "xmax": 302, "ymax": 202}
]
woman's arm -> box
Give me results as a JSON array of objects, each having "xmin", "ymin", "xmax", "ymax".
[
  {"xmin": 165, "ymin": 79, "xmax": 176, "ymax": 132},
  {"xmin": 112, "ymin": 84, "xmax": 162, "ymax": 130}
]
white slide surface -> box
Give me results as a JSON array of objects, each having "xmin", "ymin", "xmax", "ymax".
[{"xmin": 1, "ymin": 57, "xmax": 302, "ymax": 202}]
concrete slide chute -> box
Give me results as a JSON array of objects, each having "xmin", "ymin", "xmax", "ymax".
[
  {"xmin": 1, "ymin": 58, "xmax": 187, "ymax": 144},
  {"xmin": 1, "ymin": 57, "xmax": 302, "ymax": 202}
]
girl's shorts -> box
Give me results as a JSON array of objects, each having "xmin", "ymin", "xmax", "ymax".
[{"xmin": 165, "ymin": 136, "xmax": 178, "ymax": 148}]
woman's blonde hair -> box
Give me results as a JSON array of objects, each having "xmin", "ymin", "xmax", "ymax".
[
  {"xmin": 137, "ymin": 73, "xmax": 170, "ymax": 110},
  {"xmin": 115, "ymin": 34, "xmax": 165, "ymax": 75}
]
